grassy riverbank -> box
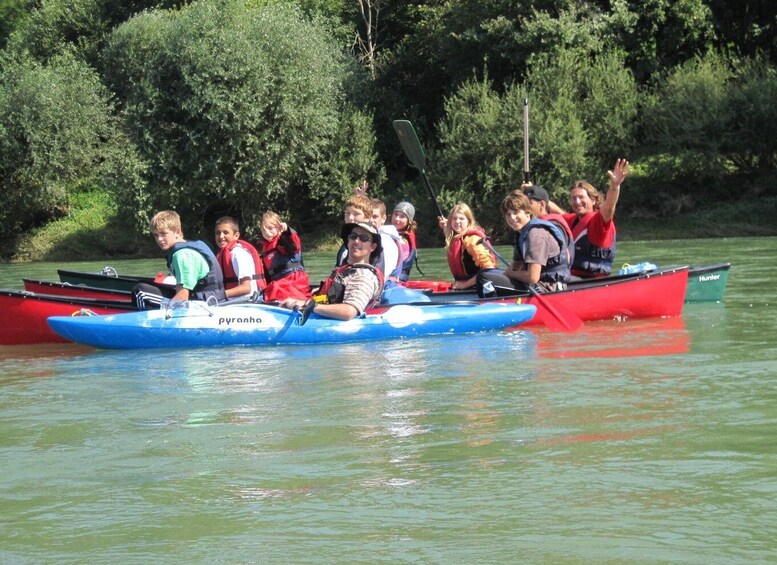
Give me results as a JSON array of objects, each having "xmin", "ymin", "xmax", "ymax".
[{"xmin": 5, "ymin": 191, "xmax": 776, "ymax": 263}]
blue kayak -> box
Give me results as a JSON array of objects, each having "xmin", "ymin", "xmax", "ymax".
[{"xmin": 47, "ymin": 301, "xmax": 536, "ymax": 350}]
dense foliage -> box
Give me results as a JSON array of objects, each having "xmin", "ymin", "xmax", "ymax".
[
  {"xmin": 0, "ymin": 0, "xmax": 775, "ymax": 258},
  {"xmin": 0, "ymin": 51, "xmax": 135, "ymax": 250},
  {"xmin": 101, "ymin": 0, "xmax": 382, "ymax": 237}
]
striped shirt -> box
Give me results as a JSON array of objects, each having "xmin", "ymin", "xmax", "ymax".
[{"xmin": 340, "ymin": 266, "xmax": 381, "ymax": 314}]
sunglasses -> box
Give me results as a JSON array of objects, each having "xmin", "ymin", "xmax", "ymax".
[{"xmin": 348, "ymin": 232, "xmax": 373, "ymax": 243}]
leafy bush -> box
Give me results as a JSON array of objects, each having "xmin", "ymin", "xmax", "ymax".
[
  {"xmin": 526, "ymin": 48, "xmax": 639, "ymax": 177},
  {"xmin": 3, "ymin": 0, "xmax": 188, "ymax": 66},
  {"xmin": 431, "ymin": 47, "xmax": 638, "ymax": 234},
  {"xmin": 633, "ymin": 51, "xmax": 777, "ymax": 215},
  {"xmin": 0, "ymin": 51, "xmax": 134, "ymax": 257},
  {"xmin": 0, "ymin": 0, "xmax": 30, "ymax": 50},
  {"xmin": 101, "ymin": 0, "xmax": 382, "ymax": 238},
  {"xmin": 728, "ymin": 56, "xmax": 777, "ymax": 191},
  {"xmin": 643, "ymin": 51, "xmax": 732, "ymax": 160}
]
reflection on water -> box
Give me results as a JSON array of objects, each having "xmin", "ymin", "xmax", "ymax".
[{"xmin": 535, "ymin": 316, "xmax": 691, "ymax": 359}]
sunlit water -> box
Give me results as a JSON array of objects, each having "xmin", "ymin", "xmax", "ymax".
[{"xmin": 1, "ymin": 238, "xmax": 776, "ymax": 563}]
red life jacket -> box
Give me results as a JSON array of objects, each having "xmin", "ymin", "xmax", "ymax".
[
  {"xmin": 317, "ymin": 263, "xmax": 384, "ymax": 309},
  {"xmin": 216, "ymin": 240, "xmax": 267, "ymax": 291},
  {"xmin": 402, "ymin": 230, "xmax": 417, "ymax": 250},
  {"xmin": 447, "ymin": 228, "xmax": 493, "ymax": 281},
  {"xmin": 256, "ymin": 228, "xmax": 305, "ymax": 281}
]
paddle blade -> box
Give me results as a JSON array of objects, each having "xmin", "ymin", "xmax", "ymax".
[
  {"xmin": 298, "ymin": 299, "xmax": 316, "ymax": 326},
  {"xmin": 530, "ymin": 290, "xmax": 583, "ymax": 333},
  {"xmin": 393, "ymin": 120, "xmax": 426, "ymax": 174}
]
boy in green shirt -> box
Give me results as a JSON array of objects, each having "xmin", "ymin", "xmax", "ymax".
[{"xmin": 132, "ymin": 210, "xmax": 226, "ymax": 309}]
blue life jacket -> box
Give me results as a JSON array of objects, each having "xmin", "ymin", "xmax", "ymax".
[
  {"xmin": 570, "ymin": 217, "xmax": 616, "ymax": 277},
  {"xmin": 515, "ymin": 219, "xmax": 572, "ymax": 284},
  {"xmin": 166, "ymin": 240, "xmax": 226, "ymax": 303}
]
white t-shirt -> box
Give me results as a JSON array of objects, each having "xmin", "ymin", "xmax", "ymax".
[{"xmin": 231, "ymin": 244, "xmax": 259, "ymax": 294}]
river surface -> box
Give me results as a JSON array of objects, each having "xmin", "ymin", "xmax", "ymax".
[{"xmin": 1, "ymin": 238, "xmax": 776, "ymax": 564}]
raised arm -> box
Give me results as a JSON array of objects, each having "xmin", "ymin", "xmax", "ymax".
[{"xmin": 599, "ymin": 158, "xmax": 631, "ymax": 223}]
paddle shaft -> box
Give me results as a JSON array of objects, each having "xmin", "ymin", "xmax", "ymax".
[
  {"xmin": 479, "ymin": 237, "xmax": 510, "ymax": 269},
  {"xmin": 523, "ymin": 97, "xmax": 530, "ymax": 184},
  {"xmin": 421, "ymin": 172, "xmax": 446, "ymax": 219}
]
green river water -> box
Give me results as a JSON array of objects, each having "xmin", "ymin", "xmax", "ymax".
[{"xmin": 1, "ymin": 237, "xmax": 775, "ymax": 564}]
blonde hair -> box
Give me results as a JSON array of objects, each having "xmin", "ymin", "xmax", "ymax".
[
  {"xmin": 444, "ymin": 202, "xmax": 482, "ymax": 247},
  {"xmin": 570, "ymin": 180, "xmax": 604, "ymax": 210},
  {"xmin": 150, "ymin": 210, "xmax": 181, "ymax": 234},
  {"xmin": 344, "ymin": 194, "xmax": 373, "ymax": 219},
  {"xmin": 371, "ymin": 198, "xmax": 386, "ymax": 217},
  {"xmin": 261, "ymin": 211, "xmax": 283, "ymax": 227}
]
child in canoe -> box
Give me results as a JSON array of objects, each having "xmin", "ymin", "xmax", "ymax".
[
  {"xmin": 348, "ymin": 182, "xmax": 403, "ymax": 287},
  {"xmin": 438, "ymin": 203, "xmax": 496, "ymax": 290},
  {"xmin": 391, "ymin": 201, "xmax": 417, "ymax": 282},
  {"xmin": 214, "ymin": 216, "xmax": 266, "ymax": 301},
  {"xmin": 476, "ymin": 191, "xmax": 571, "ymax": 296},
  {"xmin": 335, "ymin": 194, "xmax": 374, "ymax": 267},
  {"xmin": 255, "ymin": 211, "xmax": 311, "ymax": 303},
  {"xmin": 132, "ymin": 210, "xmax": 226, "ymax": 309}
]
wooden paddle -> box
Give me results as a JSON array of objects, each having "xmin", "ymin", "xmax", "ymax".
[{"xmin": 479, "ymin": 238, "xmax": 583, "ymax": 332}]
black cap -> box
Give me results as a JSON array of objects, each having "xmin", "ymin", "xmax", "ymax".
[{"xmin": 523, "ymin": 185, "xmax": 549, "ymax": 203}]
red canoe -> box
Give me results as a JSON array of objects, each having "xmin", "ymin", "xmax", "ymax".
[
  {"xmin": 406, "ymin": 263, "xmax": 724, "ymax": 304},
  {"xmin": 0, "ymin": 290, "xmax": 134, "ymax": 346},
  {"xmin": 419, "ymin": 265, "xmax": 689, "ymax": 327}
]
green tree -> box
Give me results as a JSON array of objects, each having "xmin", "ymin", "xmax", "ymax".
[
  {"xmin": 431, "ymin": 46, "xmax": 638, "ymax": 234},
  {"xmin": 0, "ymin": 0, "xmax": 31, "ymax": 50},
  {"xmin": 3, "ymin": 0, "xmax": 188, "ymax": 66},
  {"xmin": 0, "ymin": 51, "xmax": 135, "ymax": 254},
  {"xmin": 101, "ymin": 0, "xmax": 382, "ymax": 236},
  {"xmin": 639, "ymin": 50, "xmax": 733, "ymax": 210},
  {"xmin": 636, "ymin": 51, "xmax": 777, "ymax": 214},
  {"xmin": 621, "ymin": 0, "xmax": 716, "ymax": 81},
  {"xmin": 707, "ymin": 0, "xmax": 777, "ymax": 64},
  {"xmin": 729, "ymin": 56, "xmax": 777, "ymax": 188}
]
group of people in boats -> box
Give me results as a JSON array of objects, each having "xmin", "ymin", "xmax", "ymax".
[{"xmin": 131, "ymin": 158, "xmax": 631, "ymax": 320}]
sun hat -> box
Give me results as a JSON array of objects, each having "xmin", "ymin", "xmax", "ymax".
[
  {"xmin": 341, "ymin": 222, "xmax": 382, "ymax": 260},
  {"xmin": 523, "ymin": 185, "xmax": 549, "ymax": 203},
  {"xmin": 393, "ymin": 201, "xmax": 415, "ymax": 222}
]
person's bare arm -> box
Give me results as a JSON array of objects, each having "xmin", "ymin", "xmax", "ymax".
[
  {"xmin": 171, "ymin": 285, "xmax": 191, "ymax": 302},
  {"xmin": 547, "ymin": 201, "xmax": 565, "ymax": 214},
  {"xmin": 600, "ymin": 158, "xmax": 631, "ymax": 223},
  {"xmin": 308, "ymin": 302, "xmax": 359, "ymax": 320},
  {"xmin": 279, "ymin": 297, "xmax": 359, "ymax": 321},
  {"xmin": 504, "ymin": 262, "xmax": 541, "ymax": 285},
  {"xmin": 225, "ymin": 278, "xmax": 252, "ymax": 299}
]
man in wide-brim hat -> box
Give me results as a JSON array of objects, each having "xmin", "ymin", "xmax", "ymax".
[{"xmin": 281, "ymin": 222, "xmax": 384, "ymax": 321}]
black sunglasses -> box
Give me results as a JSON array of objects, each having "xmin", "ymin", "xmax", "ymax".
[{"xmin": 348, "ymin": 232, "xmax": 373, "ymax": 242}]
